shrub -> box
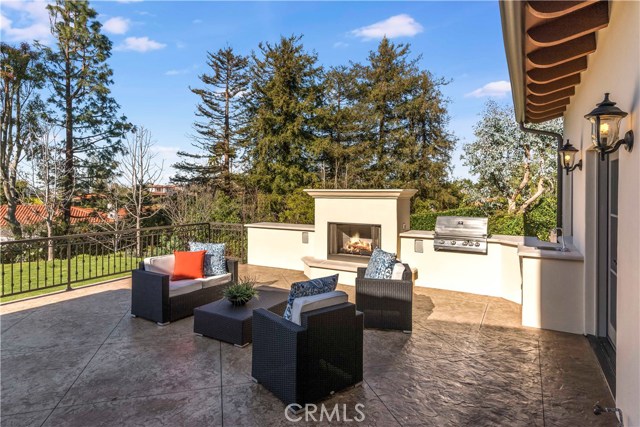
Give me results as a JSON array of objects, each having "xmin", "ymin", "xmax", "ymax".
[
  {"xmin": 410, "ymin": 207, "xmax": 487, "ymax": 231},
  {"xmin": 524, "ymin": 196, "xmax": 557, "ymax": 240},
  {"xmin": 489, "ymin": 212, "xmax": 524, "ymax": 236}
]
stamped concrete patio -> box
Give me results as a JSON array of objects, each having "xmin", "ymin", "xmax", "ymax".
[{"xmin": 1, "ymin": 265, "xmax": 616, "ymax": 426}]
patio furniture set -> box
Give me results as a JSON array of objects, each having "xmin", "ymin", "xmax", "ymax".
[{"xmin": 130, "ymin": 243, "xmax": 413, "ymax": 408}]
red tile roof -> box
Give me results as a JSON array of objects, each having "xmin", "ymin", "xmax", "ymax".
[{"xmin": 0, "ymin": 205, "xmax": 113, "ymax": 227}]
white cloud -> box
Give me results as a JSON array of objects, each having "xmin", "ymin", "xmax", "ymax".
[
  {"xmin": 165, "ymin": 64, "xmax": 197, "ymax": 76},
  {"xmin": 115, "ymin": 36, "xmax": 166, "ymax": 53},
  {"xmin": 165, "ymin": 68, "xmax": 189, "ymax": 76},
  {"xmin": 0, "ymin": 1, "xmax": 52, "ymax": 44},
  {"xmin": 351, "ymin": 14, "xmax": 423, "ymax": 40},
  {"xmin": 465, "ymin": 80, "xmax": 512, "ymax": 98},
  {"xmin": 102, "ymin": 17, "xmax": 130, "ymax": 35},
  {"xmin": 333, "ymin": 41, "xmax": 349, "ymax": 48}
]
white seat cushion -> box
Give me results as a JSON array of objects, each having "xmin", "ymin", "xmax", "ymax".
[
  {"xmin": 196, "ymin": 273, "xmax": 232, "ymax": 289},
  {"xmin": 290, "ymin": 291, "xmax": 349, "ymax": 326},
  {"xmin": 168, "ymin": 279, "xmax": 202, "ymax": 297},
  {"xmin": 143, "ymin": 255, "xmax": 175, "ymax": 276},
  {"xmin": 391, "ymin": 263, "xmax": 406, "ymax": 280}
]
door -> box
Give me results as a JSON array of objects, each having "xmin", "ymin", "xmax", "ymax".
[
  {"xmin": 597, "ymin": 152, "xmax": 618, "ymax": 349},
  {"xmin": 607, "ymin": 153, "xmax": 618, "ymax": 348}
]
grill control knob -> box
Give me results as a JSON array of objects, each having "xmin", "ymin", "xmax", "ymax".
[
  {"xmin": 450, "ymin": 240, "xmax": 456, "ymax": 245},
  {"xmin": 439, "ymin": 240, "xmax": 445, "ymax": 244},
  {"xmin": 462, "ymin": 241, "xmax": 468, "ymax": 246},
  {"xmin": 475, "ymin": 242, "xmax": 480, "ymax": 247}
]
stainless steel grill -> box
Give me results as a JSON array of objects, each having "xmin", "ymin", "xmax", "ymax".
[{"xmin": 434, "ymin": 216, "xmax": 489, "ymax": 254}]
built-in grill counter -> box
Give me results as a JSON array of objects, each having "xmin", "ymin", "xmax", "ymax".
[
  {"xmin": 434, "ymin": 216, "xmax": 488, "ymax": 254},
  {"xmin": 400, "ymin": 229, "xmax": 585, "ymax": 334}
]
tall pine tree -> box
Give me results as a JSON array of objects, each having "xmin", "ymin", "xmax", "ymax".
[
  {"xmin": 243, "ymin": 35, "xmax": 321, "ymax": 218},
  {"xmin": 355, "ymin": 37, "xmax": 419, "ymax": 188},
  {"xmin": 173, "ymin": 46, "xmax": 249, "ymax": 195},
  {"xmin": 405, "ymin": 71, "xmax": 457, "ymax": 205},
  {"xmin": 316, "ymin": 65, "xmax": 366, "ymax": 188},
  {"xmin": 40, "ymin": 0, "xmax": 129, "ymax": 231}
]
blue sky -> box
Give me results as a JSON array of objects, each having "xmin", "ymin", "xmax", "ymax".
[{"xmin": 1, "ymin": 1, "xmax": 513, "ymax": 182}]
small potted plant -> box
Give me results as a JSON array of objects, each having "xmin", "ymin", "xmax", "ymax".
[{"xmin": 223, "ymin": 276, "xmax": 258, "ymax": 306}]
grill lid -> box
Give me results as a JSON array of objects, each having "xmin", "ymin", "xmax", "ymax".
[{"xmin": 434, "ymin": 216, "xmax": 488, "ymax": 238}]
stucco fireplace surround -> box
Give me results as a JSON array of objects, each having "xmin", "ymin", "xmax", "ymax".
[{"xmin": 300, "ymin": 189, "xmax": 417, "ymax": 283}]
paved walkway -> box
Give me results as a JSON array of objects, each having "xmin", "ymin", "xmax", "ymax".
[{"xmin": 0, "ymin": 265, "xmax": 615, "ymax": 426}]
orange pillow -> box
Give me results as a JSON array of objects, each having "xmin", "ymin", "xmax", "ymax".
[{"xmin": 171, "ymin": 250, "xmax": 206, "ymax": 280}]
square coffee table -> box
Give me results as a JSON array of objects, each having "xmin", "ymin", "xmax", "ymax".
[{"xmin": 193, "ymin": 285, "xmax": 289, "ymax": 346}]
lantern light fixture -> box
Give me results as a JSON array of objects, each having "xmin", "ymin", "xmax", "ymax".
[
  {"xmin": 558, "ymin": 140, "xmax": 582, "ymax": 175},
  {"xmin": 584, "ymin": 93, "xmax": 634, "ymax": 161}
]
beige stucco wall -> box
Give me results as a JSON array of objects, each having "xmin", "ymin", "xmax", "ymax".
[
  {"xmin": 521, "ymin": 257, "xmax": 585, "ymax": 334},
  {"xmin": 246, "ymin": 224, "xmax": 314, "ymax": 270},
  {"xmin": 399, "ymin": 233, "xmax": 523, "ymax": 304},
  {"xmin": 561, "ymin": 1, "xmax": 639, "ymax": 422}
]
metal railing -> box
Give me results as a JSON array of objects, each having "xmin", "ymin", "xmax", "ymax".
[{"xmin": 0, "ymin": 222, "xmax": 246, "ymax": 299}]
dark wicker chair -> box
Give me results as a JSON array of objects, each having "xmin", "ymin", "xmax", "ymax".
[
  {"xmin": 131, "ymin": 258, "xmax": 238, "ymax": 325},
  {"xmin": 251, "ymin": 302, "xmax": 363, "ymax": 407},
  {"xmin": 355, "ymin": 263, "xmax": 413, "ymax": 333}
]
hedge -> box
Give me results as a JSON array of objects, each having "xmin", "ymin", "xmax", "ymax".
[
  {"xmin": 410, "ymin": 198, "xmax": 556, "ymax": 240},
  {"xmin": 410, "ymin": 207, "xmax": 487, "ymax": 231}
]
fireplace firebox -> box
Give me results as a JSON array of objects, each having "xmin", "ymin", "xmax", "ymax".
[{"xmin": 328, "ymin": 223, "xmax": 381, "ymax": 261}]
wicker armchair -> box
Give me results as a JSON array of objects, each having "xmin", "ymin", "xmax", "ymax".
[
  {"xmin": 355, "ymin": 263, "xmax": 413, "ymax": 332},
  {"xmin": 131, "ymin": 257, "xmax": 238, "ymax": 325},
  {"xmin": 251, "ymin": 302, "xmax": 363, "ymax": 407}
]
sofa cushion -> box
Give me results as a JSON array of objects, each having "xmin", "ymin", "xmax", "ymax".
[
  {"xmin": 143, "ymin": 255, "xmax": 175, "ymax": 276},
  {"xmin": 290, "ymin": 291, "xmax": 348, "ymax": 325},
  {"xmin": 172, "ymin": 250, "xmax": 206, "ymax": 280},
  {"xmin": 364, "ymin": 248, "xmax": 396, "ymax": 279},
  {"xmin": 283, "ymin": 274, "xmax": 339, "ymax": 321},
  {"xmin": 391, "ymin": 262, "xmax": 406, "ymax": 280},
  {"xmin": 196, "ymin": 273, "xmax": 232, "ymax": 289},
  {"xmin": 189, "ymin": 242, "xmax": 227, "ymax": 276},
  {"xmin": 168, "ymin": 279, "xmax": 203, "ymax": 297}
]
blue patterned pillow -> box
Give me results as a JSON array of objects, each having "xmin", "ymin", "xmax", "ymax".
[
  {"xmin": 283, "ymin": 274, "xmax": 339, "ymax": 321},
  {"xmin": 364, "ymin": 248, "xmax": 396, "ymax": 279},
  {"xmin": 188, "ymin": 242, "xmax": 226, "ymax": 276}
]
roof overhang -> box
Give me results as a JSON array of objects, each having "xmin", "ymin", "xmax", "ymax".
[{"xmin": 500, "ymin": 0, "xmax": 611, "ymax": 123}]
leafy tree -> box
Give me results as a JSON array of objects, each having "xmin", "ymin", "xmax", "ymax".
[
  {"xmin": 243, "ymin": 35, "xmax": 321, "ymax": 217},
  {"xmin": 39, "ymin": 0, "xmax": 129, "ymax": 232},
  {"xmin": 173, "ymin": 47, "xmax": 249, "ymax": 194},
  {"xmin": 463, "ymin": 100, "xmax": 562, "ymax": 214},
  {"xmin": 1, "ymin": 42, "xmax": 45, "ymax": 238}
]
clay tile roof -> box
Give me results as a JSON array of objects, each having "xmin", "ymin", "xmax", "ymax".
[
  {"xmin": 500, "ymin": 0, "xmax": 611, "ymax": 123},
  {"xmin": 0, "ymin": 205, "xmax": 113, "ymax": 228}
]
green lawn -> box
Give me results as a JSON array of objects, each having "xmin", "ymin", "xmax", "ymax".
[{"xmin": 1, "ymin": 253, "xmax": 141, "ymax": 302}]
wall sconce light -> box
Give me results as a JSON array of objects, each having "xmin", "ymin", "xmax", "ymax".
[
  {"xmin": 584, "ymin": 93, "xmax": 634, "ymax": 161},
  {"xmin": 558, "ymin": 140, "xmax": 582, "ymax": 175}
]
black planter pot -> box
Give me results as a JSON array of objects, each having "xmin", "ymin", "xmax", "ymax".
[{"xmin": 229, "ymin": 298, "xmax": 248, "ymax": 307}]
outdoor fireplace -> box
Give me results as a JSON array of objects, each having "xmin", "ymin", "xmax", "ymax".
[{"xmin": 328, "ymin": 223, "xmax": 381, "ymax": 261}]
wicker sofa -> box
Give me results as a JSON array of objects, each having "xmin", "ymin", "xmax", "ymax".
[
  {"xmin": 355, "ymin": 263, "xmax": 413, "ymax": 332},
  {"xmin": 251, "ymin": 301, "xmax": 363, "ymax": 407},
  {"xmin": 131, "ymin": 254, "xmax": 238, "ymax": 325}
]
